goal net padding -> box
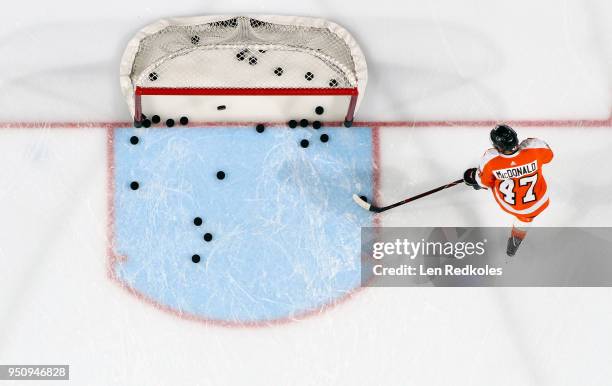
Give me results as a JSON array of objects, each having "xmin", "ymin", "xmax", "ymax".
[{"xmin": 120, "ymin": 15, "xmax": 367, "ymax": 126}]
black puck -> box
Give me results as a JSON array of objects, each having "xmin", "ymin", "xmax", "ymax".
[
  {"xmin": 179, "ymin": 116, "xmax": 189, "ymax": 125},
  {"xmin": 148, "ymin": 72, "xmax": 158, "ymax": 81},
  {"xmin": 192, "ymin": 254, "xmax": 201, "ymax": 263},
  {"xmin": 130, "ymin": 181, "xmax": 139, "ymax": 190},
  {"xmin": 203, "ymin": 233, "xmax": 213, "ymax": 242},
  {"xmin": 193, "ymin": 217, "xmax": 203, "ymax": 226},
  {"xmin": 151, "ymin": 115, "xmax": 160, "ymax": 124},
  {"xmin": 130, "ymin": 136, "xmax": 139, "ymax": 145},
  {"xmin": 248, "ymin": 56, "xmax": 258, "ymax": 65},
  {"xmin": 299, "ymin": 119, "xmax": 309, "ymax": 128},
  {"xmin": 312, "ymin": 121, "xmax": 322, "ymax": 129},
  {"xmin": 305, "ymin": 72, "xmax": 314, "ymax": 81},
  {"xmin": 300, "ymin": 139, "xmax": 309, "ymax": 148},
  {"xmin": 216, "ymin": 171, "xmax": 225, "ymax": 180},
  {"xmin": 217, "ymin": 105, "xmax": 226, "ymax": 110},
  {"xmin": 166, "ymin": 119, "xmax": 175, "ymax": 127},
  {"xmin": 191, "ymin": 35, "xmax": 200, "ymax": 45},
  {"xmin": 359, "ymin": 195, "xmax": 368, "ymax": 203},
  {"xmin": 315, "ymin": 106, "xmax": 324, "ymax": 115},
  {"xmin": 288, "ymin": 120, "xmax": 298, "ymax": 128},
  {"xmin": 274, "ymin": 67, "xmax": 283, "ymax": 76},
  {"xmin": 328, "ymin": 79, "xmax": 339, "ymax": 87},
  {"xmin": 320, "ymin": 134, "xmax": 329, "ymax": 143},
  {"xmin": 236, "ymin": 50, "xmax": 247, "ymax": 61},
  {"xmin": 256, "ymin": 123, "xmax": 265, "ymax": 133},
  {"xmin": 142, "ymin": 119, "xmax": 151, "ymax": 128}
]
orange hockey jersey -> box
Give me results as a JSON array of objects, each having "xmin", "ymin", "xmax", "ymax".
[{"xmin": 478, "ymin": 138, "xmax": 553, "ymax": 221}]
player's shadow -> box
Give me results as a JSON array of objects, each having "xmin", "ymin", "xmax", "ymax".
[{"xmin": 377, "ymin": 128, "xmax": 488, "ymax": 227}]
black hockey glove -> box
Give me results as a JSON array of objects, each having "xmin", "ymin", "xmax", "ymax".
[{"xmin": 463, "ymin": 168, "xmax": 481, "ymax": 190}]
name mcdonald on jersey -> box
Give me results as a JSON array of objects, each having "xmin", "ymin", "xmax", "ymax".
[{"xmin": 492, "ymin": 161, "xmax": 538, "ymax": 180}]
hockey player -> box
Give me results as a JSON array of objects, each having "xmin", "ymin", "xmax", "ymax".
[{"xmin": 463, "ymin": 124, "xmax": 553, "ymax": 256}]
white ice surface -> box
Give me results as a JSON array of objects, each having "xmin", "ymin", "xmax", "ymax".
[
  {"xmin": 1, "ymin": 1, "xmax": 612, "ymax": 385},
  {"xmin": 1, "ymin": 0, "xmax": 611, "ymax": 122}
]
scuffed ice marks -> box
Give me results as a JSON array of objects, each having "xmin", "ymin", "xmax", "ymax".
[
  {"xmin": 260, "ymin": 131, "xmax": 359, "ymax": 300},
  {"xmin": 112, "ymin": 125, "xmax": 373, "ymax": 322},
  {"xmin": 115, "ymin": 130, "xmax": 202, "ymax": 304}
]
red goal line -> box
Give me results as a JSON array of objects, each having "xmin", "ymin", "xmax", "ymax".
[{"xmin": 0, "ymin": 117, "xmax": 611, "ymax": 130}]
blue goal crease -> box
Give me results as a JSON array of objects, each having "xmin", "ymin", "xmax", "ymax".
[{"xmin": 112, "ymin": 125, "xmax": 374, "ymax": 322}]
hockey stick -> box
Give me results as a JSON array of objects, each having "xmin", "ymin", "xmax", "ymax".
[{"xmin": 352, "ymin": 179, "xmax": 465, "ymax": 213}]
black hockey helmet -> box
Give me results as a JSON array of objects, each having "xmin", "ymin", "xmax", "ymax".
[{"xmin": 490, "ymin": 124, "xmax": 518, "ymax": 153}]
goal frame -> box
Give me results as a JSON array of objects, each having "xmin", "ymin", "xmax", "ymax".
[
  {"xmin": 134, "ymin": 86, "xmax": 359, "ymax": 126},
  {"xmin": 121, "ymin": 15, "xmax": 367, "ymax": 127}
]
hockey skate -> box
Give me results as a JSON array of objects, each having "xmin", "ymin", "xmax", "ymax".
[{"xmin": 506, "ymin": 236, "xmax": 524, "ymax": 256}]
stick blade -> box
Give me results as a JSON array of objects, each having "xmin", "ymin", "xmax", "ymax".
[{"xmin": 352, "ymin": 194, "xmax": 372, "ymax": 211}]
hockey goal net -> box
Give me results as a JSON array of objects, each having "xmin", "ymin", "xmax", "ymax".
[{"xmin": 120, "ymin": 15, "xmax": 367, "ymax": 126}]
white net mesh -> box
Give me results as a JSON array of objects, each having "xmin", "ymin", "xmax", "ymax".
[{"xmin": 130, "ymin": 16, "xmax": 359, "ymax": 89}]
